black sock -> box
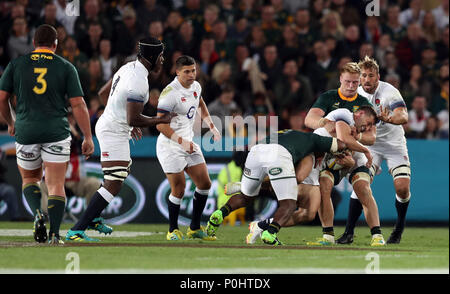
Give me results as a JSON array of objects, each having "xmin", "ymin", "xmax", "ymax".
[
  {"xmin": 72, "ymin": 191, "xmax": 109, "ymax": 231},
  {"xmin": 190, "ymin": 191, "xmax": 208, "ymax": 230},
  {"xmin": 257, "ymin": 219, "xmax": 271, "ymax": 230},
  {"xmin": 370, "ymin": 226, "xmax": 381, "ymax": 235},
  {"xmin": 323, "ymin": 226, "xmax": 334, "ymax": 236},
  {"xmin": 220, "ymin": 204, "xmax": 232, "ymax": 218},
  {"xmin": 394, "ymin": 197, "xmax": 410, "ymax": 232},
  {"xmin": 168, "ymin": 198, "xmax": 181, "ymax": 232},
  {"xmin": 345, "ymin": 198, "xmax": 363, "ymax": 235},
  {"xmin": 267, "ymin": 221, "xmax": 280, "ymax": 234}
]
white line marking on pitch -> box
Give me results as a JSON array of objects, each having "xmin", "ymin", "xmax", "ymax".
[{"xmin": 0, "ymin": 229, "xmax": 163, "ymax": 238}]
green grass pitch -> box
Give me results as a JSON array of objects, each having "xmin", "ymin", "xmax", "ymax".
[{"xmin": 0, "ymin": 221, "xmax": 448, "ymax": 274}]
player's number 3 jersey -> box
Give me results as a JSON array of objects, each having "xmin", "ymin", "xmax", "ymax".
[{"xmin": 157, "ymin": 77, "xmax": 202, "ymax": 140}]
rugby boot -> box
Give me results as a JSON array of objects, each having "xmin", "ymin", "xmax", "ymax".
[
  {"xmin": 65, "ymin": 230, "xmax": 99, "ymax": 242},
  {"xmin": 387, "ymin": 229, "xmax": 403, "ymax": 244},
  {"xmin": 88, "ymin": 217, "xmax": 113, "ymax": 235},
  {"xmin": 33, "ymin": 210, "xmax": 48, "ymax": 243},
  {"xmin": 48, "ymin": 233, "xmax": 64, "ymax": 245},
  {"xmin": 205, "ymin": 210, "xmax": 223, "ymax": 237},
  {"xmin": 336, "ymin": 232, "xmax": 354, "ymax": 244},
  {"xmin": 186, "ymin": 226, "xmax": 216, "ymax": 241},
  {"xmin": 246, "ymin": 221, "xmax": 263, "ymax": 244},
  {"xmin": 261, "ymin": 230, "xmax": 283, "ymax": 246},
  {"xmin": 370, "ymin": 234, "xmax": 386, "ymax": 246},
  {"xmin": 166, "ymin": 229, "xmax": 184, "ymax": 241}
]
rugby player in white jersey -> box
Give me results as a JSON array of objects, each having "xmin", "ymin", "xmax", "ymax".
[
  {"xmin": 337, "ymin": 56, "xmax": 410, "ymax": 244},
  {"xmin": 66, "ymin": 37, "xmax": 175, "ymax": 242},
  {"xmin": 156, "ymin": 55, "xmax": 221, "ymax": 241}
]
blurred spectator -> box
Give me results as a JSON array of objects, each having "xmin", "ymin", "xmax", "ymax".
[
  {"xmin": 273, "ymin": 59, "xmax": 315, "ymax": 113},
  {"xmin": 277, "ymin": 23, "xmax": 302, "ymax": 62},
  {"xmin": 36, "ymin": 2, "xmax": 62, "ymax": 29},
  {"xmin": 342, "ymin": 24, "xmax": 363, "ymax": 61},
  {"xmin": 319, "ymin": 11, "xmax": 345, "ymax": 41},
  {"xmin": 422, "ymin": 11, "xmax": 440, "ymax": 44},
  {"xmin": 55, "ymin": 25, "xmax": 67, "ymax": 56},
  {"xmin": 329, "ymin": 0, "xmax": 361, "ymax": 28},
  {"xmin": 306, "ymin": 40, "xmax": 337, "ymax": 95},
  {"xmin": 380, "ymin": 50, "xmax": 407, "ymax": 82},
  {"xmin": 395, "ymin": 23, "xmax": 428, "ymax": 71},
  {"xmin": 437, "ymin": 105, "xmax": 449, "ymax": 139},
  {"xmin": 62, "ymin": 35, "xmax": 89, "ymax": 72},
  {"xmin": 113, "ymin": 6, "xmax": 144, "ymax": 58},
  {"xmin": 148, "ymin": 20, "xmax": 164, "ymax": 41},
  {"xmin": 430, "ymin": 77, "xmax": 449, "ymax": 115},
  {"xmin": 163, "ymin": 10, "xmax": 183, "ymax": 52},
  {"xmin": 246, "ymin": 25, "xmax": 267, "ymax": 58},
  {"xmin": 81, "ymin": 58, "xmax": 104, "ymax": 103},
  {"xmin": 198, "ymin": 4, "xmax": 220, "ymax": 37},
  {"xmin": 406, "ymin": 96, "xmax": 431, "ymax": 138},
  {"xmin": 385, "ymin": 72, "xmax": 401, "ymax": 90},
  {"xmin": 204, "ymin": 61, "xmax": 233, "ymax": 105},
  {"xmin": 173, "ymin": 20, "xmax": 198, "ymax": 59},
  {"xmin": 227, "ymin": 14, "xmax": 251, "ymax": 44},
  {"xmin": 73, "ymin": 0, "xmax": 113, "ymax": 42},
  {"xmin": 107, "ymin": 0, "xmax": 130, "ymax": 26},
  {"xmin": 284, "ymin": 0, "xmax": 309, "ymax": 15},
  {"xmin": 136, "ymin": 0, "xmax": 168, "ymax": 33},
  {"xmin": 212, "ymin": 20, "xmax": 236, "ymax": 61},
  {"xmin": 432, "ymin": 0, "xmax": 449, "ymax": 31},
  {"xmin": 271, "ymin": 0, "xmax": 292, "ymax": 26},
  {"xmin": 208, "ymin": 85, "xmax": 238, "ymax": 132},
  {"xmin": 399, "ymin": 0, "xmax": 425, "ymax": 28},
  {"xmin": 309, "ymin": 0, "xmax": 329, "ymax": 29},
  {"xmin": 375, "ymin": 34, "xmax": 394, "ymax": 69},
  {"xmin": 179, "ymin": 0, "xmax": 203, "ymax": 25},
  {"xmin": 402, "ymin": 64, "xmax": 433, "ymax": 108},
  {"xmin": 359, "ymin": 42, "xmax": 375, "ymax": 60},
  {"xmin": 435, "ymin": 25, "xmax": 449, "ymax": 62},
  {"xmin": 364, "ymin": 16, "xmax": 382, "ymax": 45},
  {"xmin": 54, "ymin": 0, "xmax": 78, "ymax": 35},
  {"xmin": 199, "ymin": 33, "xmax": 219, "ymax": 75},
  {"xmin": 259, "ymin": 4, "xmax": 282, "ymax": 44},
  {"xmin": 382, "ymin": 4, "xmax": 406, "ymax": 45},
  {"xmin": 294, "ymin": 8, "xmax": 319, "ymax": 56},
  {"xmin": 420, "ymin": 46, "xmax": 439, "ymax": 84},
  {"xmin": 78, "ymin": 21, "xmax": 103, "ymax": 58},
  {"xmin": 258, "ymin": 44, "xmax": 283, "ymax": 92},
  {"xmin": 237, "ymin": 0, "xmax": 260, "ymax": 24},
  {"xmin": 220, "ymin": 0, "xmax": 238, "ymax": 27},
  {"xmin": 99, "ymin": 39, "xmax": 118, "ymax": 82},
  {"xmin": 7, "ymin": 17, "xmax": 33, "ymax": 60},
  {"xmin": 420, "ymin": 115, "xmax": 440, "ymax": 139}
]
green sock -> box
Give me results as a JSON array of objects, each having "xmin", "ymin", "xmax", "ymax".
[
  {"xmin": 23, "ymin": 183, "xmax": 42, "ymax": 217},
  {"xmin": 220, "ymin": 204, "xmax": 232, "ymax": 218},
  {"xmin": 48, "ymin": 195, "xmax": 66, "ymax": 236}
]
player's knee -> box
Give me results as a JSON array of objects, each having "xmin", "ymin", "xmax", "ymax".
[
  {"xmin": 391, "ymin": 165, "xmax": 411, "ymax": 181},
  {"xmin": 197, "ymin": 178, "xmax": 211, "ymax": 190},
  {"xmin": 395, "ymin": 186, "xmax": 410, "ymax": 199},
  {"xmin": 103, "ymin": 180, "xmax": 123, "ymax": 196}
]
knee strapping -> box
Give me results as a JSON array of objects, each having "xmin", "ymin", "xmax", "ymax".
[
  {"xmin": 350, "ymin": 166, "xmax": 371, "ymax": 186},
  {"xmin": 391, "ymin": 165, "xmax": 411, "ymax": 180},
  {"xmin": 102, "ymin": 166, "xmax": 129, "ymax": 181}
]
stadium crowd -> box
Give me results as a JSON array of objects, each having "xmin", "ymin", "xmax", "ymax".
[{"xmin": 0, "ymin": 0, "xmax": 448, "ymax": 139}]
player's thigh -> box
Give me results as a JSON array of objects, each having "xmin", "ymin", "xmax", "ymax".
[
  {"xmin": 267, "ymin": 153, "xmax": 298, "ymax": 201},
  {"xmin": 97, "ymin": 129, "xmax": 131, "ymax": 162},
  {"xmin": 156, "ymin": 143, "xmax": 189, "ymax": 174},
  {"xmin": 185, "ymin": 162, "xmax": 211, "ymax": 190},
  {"xmin": 297, "ymin": 184, "xmax": 320, "ymax": 212},
  {"xmin": 15, "ymin": 143, "xmax": 43, "ymax": 184},
  {"xmin": 240, "ymin": 146, "xmax": 266, "ymax": 197}
]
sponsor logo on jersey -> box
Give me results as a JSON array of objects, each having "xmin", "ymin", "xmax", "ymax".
[
  {"xmin": 160, "ymin": 86, "xmax": 173, "ymax": 98},
  {"xmin": 19, "ymin": 150, "xmax": 35, "ymax": 159},
  {"xmin": 244, "ymin": 167, "xmax": 251, "ymax": 176},
  {"xmin": 102, "ymin": 152, "xmax": 109, "ymax": 158},
  {"xmin": 48, "ymin": 145, "xmax": 64, "ymax": 153},
  {"xmin": 181, "ymin": 97, "xmax": 186, "ymax": 102},
  {"xmin": 353, "ymin": 106, "xmax": 360, "ymax": 112}
]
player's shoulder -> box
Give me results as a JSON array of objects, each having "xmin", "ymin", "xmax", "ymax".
[
  {"xmin": 320, "ymin": 89, "xmax": 338, "ymax": 98},
  {"xmin": 378, "ymin": 80, "xmax": 402, "ymax": 97}
]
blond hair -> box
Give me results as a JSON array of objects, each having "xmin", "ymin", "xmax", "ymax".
[
  {"xmin": 340, "ymin": 62, "xmax": 361, "ymax": 75},
  {"xmin": 358, "ymin": 56, "xmax": 379, "ymax": 74}
]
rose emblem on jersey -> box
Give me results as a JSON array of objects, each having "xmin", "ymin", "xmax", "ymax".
[
  {"xmin": 375, "ymin": 98, "xmax": 380, "ymax": 105},
  {"xmin": 193, "ymin": 91, "xmax": 198, "ymax": 99}
]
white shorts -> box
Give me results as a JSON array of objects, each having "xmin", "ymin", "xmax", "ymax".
[
  {"xmin": 353, "ymin": 143, "xmax": 410, "ymax": 176},
  {"xmin": 95, "ymin": 117, "xmax": 131, "ymax": 162},
  {"xmin": 156, "ymin": 135, "xmax": 205, "ymax": 173},
  {"xmin": 241, "ymin": 144, "xmax": 298, "ymax": 201},
  {"xmin": 15, "ymin": 135, "xmax": 71, "ymax": 170},
  {"xmin": 302, "ymin": 154, "xmax": 320, "ymax": 186}
]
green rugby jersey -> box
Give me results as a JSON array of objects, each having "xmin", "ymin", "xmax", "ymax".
[
  {"xmin": 0, "ymin": 49, "xmax": 84, "ymax": 144},
  {"xmin": 266, "ymin": 129, "xmax": 333, "ymax": 164},
  {"xmin": 312, "ymin": 89, "xmax": 373, "ymax": 115}
]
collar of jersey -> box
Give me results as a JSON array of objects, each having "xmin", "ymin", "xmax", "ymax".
[
  {"xmin": 32, "ymin": 48, "xmax": 54, "ymax": 54},
  {"xmin": 338, "ymin": 88, "xmax": 358, "ymax": 102},
  {"xmin": 135, "ymin": 59, "xmax": 149, "ymax": 77}
]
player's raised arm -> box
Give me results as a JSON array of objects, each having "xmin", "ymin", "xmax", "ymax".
[{"xmin": 378, "ymin": 105, "xmax": 408, "ymax": 125}]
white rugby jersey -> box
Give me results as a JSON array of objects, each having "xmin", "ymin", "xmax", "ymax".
[
  {"xmin": 314, "ymin": 108, "xmax": 355, "ymax": 137},
  {"xmin": 101, "ymin": 60, "xmax": 150, "ymax": 133},
  {"xmin": 157, "ymin": 76, "xmax": 202, "ymax": 140},
  {"xmin": 358, "ymin": 81, "xmax": 407, "ymax": 147}
]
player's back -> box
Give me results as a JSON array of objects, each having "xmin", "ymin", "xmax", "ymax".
[
  {"xmin": 102, "ymin": 60, "xmax": 149, "ymax": 133},
  {"xmin": 0, "ymin": 49, "xmax": 84, "ymax": 144},
  {"xmin": 314, "ymin": 108, "xmax": 355, "ymax": 137}
]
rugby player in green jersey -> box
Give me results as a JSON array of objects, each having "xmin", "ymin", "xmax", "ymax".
[
  {"xmin": 0, "ymin": 25, "xmax": 94, "ymax": 244},
  {"xmin": 205, "ymin": 130, "xmax": 348, "ymax": 245},
  {"xmin": 304, "ymin": 62, "xmax": 385, "ymax": 246}
]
